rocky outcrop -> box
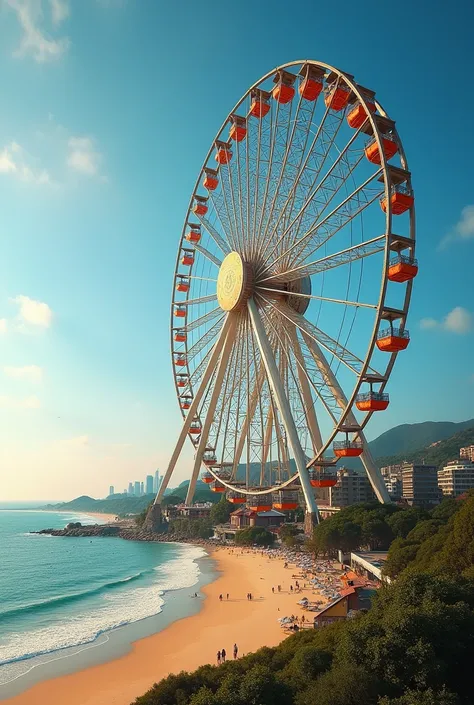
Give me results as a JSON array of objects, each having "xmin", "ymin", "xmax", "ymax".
[{"xmin": 32, "ymin": 523, "xmax": 210, "ymax": 545}]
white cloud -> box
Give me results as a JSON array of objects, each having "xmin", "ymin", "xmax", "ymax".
[
  {"xmin": 420, "ymin": 306, "xmax": 472, "ymax": 335},
  {"xmin": 4, "ymin": 365, "xmax": 43, "ymax": 383},
  {"xmin": 10, "ymin": 295, "xmax": 53, "ymax": 328},
  {"xmin": 67, "ymin": 137, "xmax": 102, "ymax": 176},
  {"xmin": 49, "ymin": 0, "xmax": 69, "ymax": 26},
  {"xmin": 6, "ymin": 0, "xmax": 70, "ymax": 63},
  {"xmin": 440, "ymin": 205, "xmax": 474, "ymax": 249},
  {"xmin": 0, "ymin": 142, "xmax": 51, "ymax": 186},
  {"xmin": 0, "ymin": 394, "xmax": 41, "ymax": 409},
  {"xmin": 0, "ymin": 319, "xmax": 7, "ymax": 334}
]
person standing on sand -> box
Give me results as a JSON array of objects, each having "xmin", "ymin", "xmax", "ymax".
[
  {"xmin": 217, "ymin": 651, "xmax": 221, "ymax": 665},
  {"xmin": 233, "ymin": 643, "xmax": 238, "ymax": 659},
  {"xmin": 221, "ymin": 648, "xmax": 226, "ymax": 662},
  {"xmin": 226, "ymin": 593, "xmax": 229, "ymax": 599}
]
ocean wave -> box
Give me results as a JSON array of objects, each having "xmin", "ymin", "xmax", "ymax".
[
  {"xmin": 0, "ymin": 543, "xmax": 206, "ymax": 670},
  {"xmin": 0, "ymin": 570, "xmax": 153, "ymax": 621}
]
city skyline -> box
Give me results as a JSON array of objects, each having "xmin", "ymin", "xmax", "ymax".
[
  {"xmin": 107, "ymin": 471, "xmax": 161, "ymax": 499},
  {"xmin": 0, "ymin": 1, "xmax": 473, "ymax": 500}
]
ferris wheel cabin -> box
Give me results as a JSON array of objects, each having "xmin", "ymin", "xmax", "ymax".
[
  {"xmin": 192, "ymin": 195, "xmax": 208, "ymax": 216},
  {"xmin": 298, "ymin": 64, "xmax": 325, "ymax": 101},
  {"xmin": 272, "ymin": 69, "xmax": 296, "ymax": 104},
  {"xmin": 185, "ymin": 224, "xmax": 201, "ymax": 244}
]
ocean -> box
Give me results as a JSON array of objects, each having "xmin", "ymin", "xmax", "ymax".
[{"xmin": 0, "ymin": 510, "xmax": 212, "ymax": 697}]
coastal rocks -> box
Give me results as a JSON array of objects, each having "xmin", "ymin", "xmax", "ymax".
[{"xmin": 32, "ymin": 523, "xmax": 210, "ymax": 546}]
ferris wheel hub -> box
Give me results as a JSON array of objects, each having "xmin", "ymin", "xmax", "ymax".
[{"xmin": 217, "ymin": 251, "xmax": 254, "ymax": 311}]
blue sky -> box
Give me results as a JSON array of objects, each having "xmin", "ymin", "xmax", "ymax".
[{"xmin": 0, "ymin": 0, "xmax": 473, "ymax": 500}]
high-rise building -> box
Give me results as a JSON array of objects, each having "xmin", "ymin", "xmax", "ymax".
[
  {"xmin": 460, "ymin": 445, "xmax": 474, "ymax": 462},
  {"xmin": 140, "ymin": 481, "xmax": 144, "ymax": 496},
  {"xmin": 134, "ymin": 481, "xmax": 141, "ymax": 496},
  {"xmin": 316, "ymin": 467, "xmax": 376, "ymax": 508},
  {"xmin": 109, "ymin": 485, "xmax": 114, "ymax": 496},
  {"xmin": 401, "ymin": 463, "xmax": 440, "ymax": 507},
  {"xmin": 153, "ymin": 469, "xmax": 160, "ymax": 493},
  {"xmin": 146, "ymin": 474, "xmax": 154, "ymax": 495},
  {"xmin": 438, "ymin": 459, "xmax": 474, "ymax": 497},
  {"xmin": 128, "ymin": 482, "xmax": 134, "ymax": 495},
  {"xmin": 380, "ymin": 465, "xmax": 403, "ymax": 499}
]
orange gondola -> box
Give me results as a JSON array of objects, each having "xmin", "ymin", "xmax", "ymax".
[
  {"xmin": 355, "ymin": 392, "xmax": 390, "ymax": 412},
  {"xmin": 229, "ymin": 115, "xmax": 247, "ymax": 142},
  {"xmin": 185, "ymin": 226, "xmax": 201, "ymax": 244},
  {"xmin": 180, "ymin": 396, "xmax": 192, "ymax": 410},
  {"xmin": 249, "ymin": 89, "xmax": 271, "ymax": 118},
  {"xmin": 192, "ymin": 196, "xmax": 208, "ymax": 217},
  {"xmin": 380, "ymin": 185, "xmax": 414, "ymax": 215},
  {"xmin": 299, "ymin": 76, "xmax": 323, "ymax": 101},
  {"xmin": 210, "ymin": 481, "xmax": 226, "ymax": 493},
  {"xmin": 376, "ymin": 327, "xmax": 410, "ymax": 352},
  {"xmin": 174, "ymin": 305, "xmax": 186, "ymax": 318},
  {"xmin": 388, "ymin": 255, "xmax": 418, "ymax": 282},
  {"xmin": 333, "ymin": 440, "xmax": 363, "ymax": 458},
  {"xmin": 174, "ymin": 329, "xmax": 186, "ymax": 342},
  {"xmin": 272, "ymin": 490, "xmax": 299, "ymax": 511},
  {"xmin": 202, "ymin": 472, "xmax": 214, "ymax": 484},
  {"xmin": 189, "ymin": 421, "xmax": 201, "ymax": 435},
  {"xmin": 203, "ymin": 168, "xmax": 219, "ymax": 191},
  {"xmin": 309, "ymin": 469, "xmax": 337, "ymax": 488},
  {"xmin": 248, "ymin": 496, "xmax": 272, "ymax": 512},
  {"xmin": 325, "ymin": 84, "xmax": 351, "ymax": 111},
  {"xmin": 176, "ymin": 276, "xmax": 190, "ymax": 292},
  {"xmin": 215, "ymin": 140, "xmax": 232, "ymax": 165},
  {"xmin": 176, "ymin": 375, "xmax": 188, "ymax": 388},
  {"xmin": 227, "ymin": 491, "xmax": 246, "ymax": 504},
  {"xmin": 365, "ymin": 135, "xmax": 398, "ymax": 164},
  {"xmin": 175, "ymin": 354, "xmax": 186, "ymax": 367},
  {"xmin": 181, "ymin": 249, "xmax": 195, "ymax": 266},
  {"xmin": 272, "ymin": 76, "xmax": 295, "ymax": 104},
  {"xmin": 347, "ymin": 100, "xmax": 376, "ymax": 128}
]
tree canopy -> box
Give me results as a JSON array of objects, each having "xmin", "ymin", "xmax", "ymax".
[{"xmin": 234, "ymin": 526, "xmax": 275, "ymax": 546}]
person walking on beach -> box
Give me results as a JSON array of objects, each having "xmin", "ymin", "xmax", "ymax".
[
  {"xmin": 233, "ymin": 643, "xmax": 238, "ymax": 659},
  {"xmin": 219, "ymin": 594, "xmax": 223, "ymax": 601},
  {"xmin": 226, "ymin": 593, "xmax": 229, "ymax": 600},
  {"xmin": 217, "ymin": 650, "xmax": 221, "ymax": 665},
  {"xmin": 272, "ymin": 586, "xmax": 275, "ymax": 593},
  {"xmin": 221, "ymin": 648, "xmax": 226, "ymax": 662}
]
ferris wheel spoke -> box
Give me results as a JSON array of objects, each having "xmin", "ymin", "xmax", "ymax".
[
  {"xmin": 195, "ymin": 215, "xmax": 232, "ymax": 255},
  {"xmin": 185, "ymin": 315, "xmax": 226, "ymax": 363},
  {"xmin": 258, "ymin": 298, "xmax": 339, "ymax": 426},
  {"xmin": 259, "ymin": 235, "xmax": 385, "ymax": 285},
  {"xmin": 270, "ymin": 102, "xmax": 346, "ymax": 265},
  {"xmin": 264, "ymin": 167, "xmax": 384, "ymax": 274},
  {"xmin": 269, "ymin": 127, "xmax": 367, "ymax": 265},
  {"xmin": 181, "ymin": 293, "xmax": 217, "ymax": 307},
  {"xmin": 263, "ymin": 295, "xmax": 376, "ymax": 376},
  {"xmin": 219, "ymin": 163, "xmax": 241, "ymax": 251},
  {"xmin": 257, "ymin": 286, "xmax": 377, "ymax": 309},
  {"xmin": 255, "ymin": 94, "xmax": 318, "ymax": 262},
  {"xmin": 193, "ymin": 243, "xmax": 222, "ymax": 268},
  {"xmin": 186, "ymin": 306, "xmax": 222, "ymax": 333},
  {"xmin": 206, "ymin": 191, "xmax": 238, "ymax": 251},
  {"xmin": 253, "ymin": 97, "xmax": 298, "ymax": 261}
]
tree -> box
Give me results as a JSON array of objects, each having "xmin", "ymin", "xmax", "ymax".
[
  {"xmin": 235, "ymin": 526, "xmax": 275, "ymax": 546},
  {"xmin": 279, "ymin": 523, "xmax": 301, "ymax": 548},
  {"xmin": 210, "ymin": 498, "xmax": 233, "ymax": 524},
  {"xmin": 386, "ymin": 508, "xmax": 425, "ymax": 539}
]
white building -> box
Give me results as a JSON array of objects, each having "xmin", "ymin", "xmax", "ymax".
[
  {"xmin": 460, "ymin": 445, "xmax": 474, "ymax": 462},
  {"xmin": 438, "ymin": 459, "xmax": 474, "ymax": 497}
]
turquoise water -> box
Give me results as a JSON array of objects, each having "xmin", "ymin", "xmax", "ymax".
[{"xmin": 0, "ymin": 510, "xmax": 206, "ymax": 688}]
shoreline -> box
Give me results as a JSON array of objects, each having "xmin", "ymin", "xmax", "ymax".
[{"xmin": 0, "ymin": 548, "xmax": 328, "ymax": 705}]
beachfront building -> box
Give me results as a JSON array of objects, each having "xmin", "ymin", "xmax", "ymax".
[
  {"xmin": 313, "ymin": 581, "xmax": 374, "ymax": 628},
  {"xmin": 349, "ymin": 551, "xmax": 390, "ymax": 583},
  {"xmin": 176, "ymin": 503, "xmax": 213, "ymax": 519},
  {"xmin": 460, "ymin": 445, "xmax": 474, "ymax": 462},
  {"xmin": 401, "ymin": 463, "xmax": 440, "ymax": 507},
  {"xmin": 438, "ymin": 459, "xmax": 474, "ymax": 497},
  {"xmin": 230, "ymin": 508, "xmax": 286, "ymax": 530}
]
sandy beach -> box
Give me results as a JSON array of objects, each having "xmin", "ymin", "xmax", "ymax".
[{"xmin": 2, "ymin": 548, "xmax": 322, "ymax": 705}]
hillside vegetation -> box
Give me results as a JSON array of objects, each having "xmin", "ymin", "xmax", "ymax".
[{"xmin": 375, "ymin": 426, "xmax": 474, "ymax": 469}]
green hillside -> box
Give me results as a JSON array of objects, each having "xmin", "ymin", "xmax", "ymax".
[
  {"xmin": 369, "ymin": 418, "xmax": 474, "ymax": 457},
  {"xmin": 375, "ymin": 425, "xmax": 474, "ymax": 469}
]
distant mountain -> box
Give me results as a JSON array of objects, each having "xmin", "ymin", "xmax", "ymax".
[
  {"xmin": 374, "ymin": 425, "xmax": 474, "ymax": 469},
  {"xmin": 368, "ymin": 419, "xmax": 474, "ymax": 458},
  {"xmin": 45, "ymin": 494, "xmax": 157, "ymax": 515}
]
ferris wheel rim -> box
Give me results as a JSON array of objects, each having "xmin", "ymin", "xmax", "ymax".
[{"xmin": 169, "ymin": 60, "xmax": 415, "ymax": 498}]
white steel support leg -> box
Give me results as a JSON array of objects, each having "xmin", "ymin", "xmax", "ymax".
[
  {"xmin": 261, "ymin": 405, "xmax": 273, "ymax": 485},
  {"xmin": 301, "ymin": 330, "xmax": 391, "ymax": 504},
  {"xmin": 185, "ymin": 315, "xmax": 237, "ymax": 505},
  {"xmin": 154, "ymin": 314, "xmax": 232, "ymax": 505},
  {"xmin": 287, "ymin": 324, "xmax": 323, "ymax": 454},
  {"xmin": 248, "ymin": 298, "xmax": 319, "ymax": 520},
  {"xmin": 232, "ymin": 365, "xmax": 266, "ymax": 477}
]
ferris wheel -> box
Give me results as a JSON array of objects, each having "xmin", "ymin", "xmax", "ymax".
[{"xmin": 152, "ymin": 60, "xmax": 416, "ymax": 528}]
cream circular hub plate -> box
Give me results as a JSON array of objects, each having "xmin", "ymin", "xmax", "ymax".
[{"xmin": 217, "ymin": 252, "xmax": 253, "ymax": 311}]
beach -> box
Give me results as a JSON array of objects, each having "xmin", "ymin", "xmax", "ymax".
[{"xmin": 1, "ymin": 547, "xmax": 328, "ymax": 705}]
